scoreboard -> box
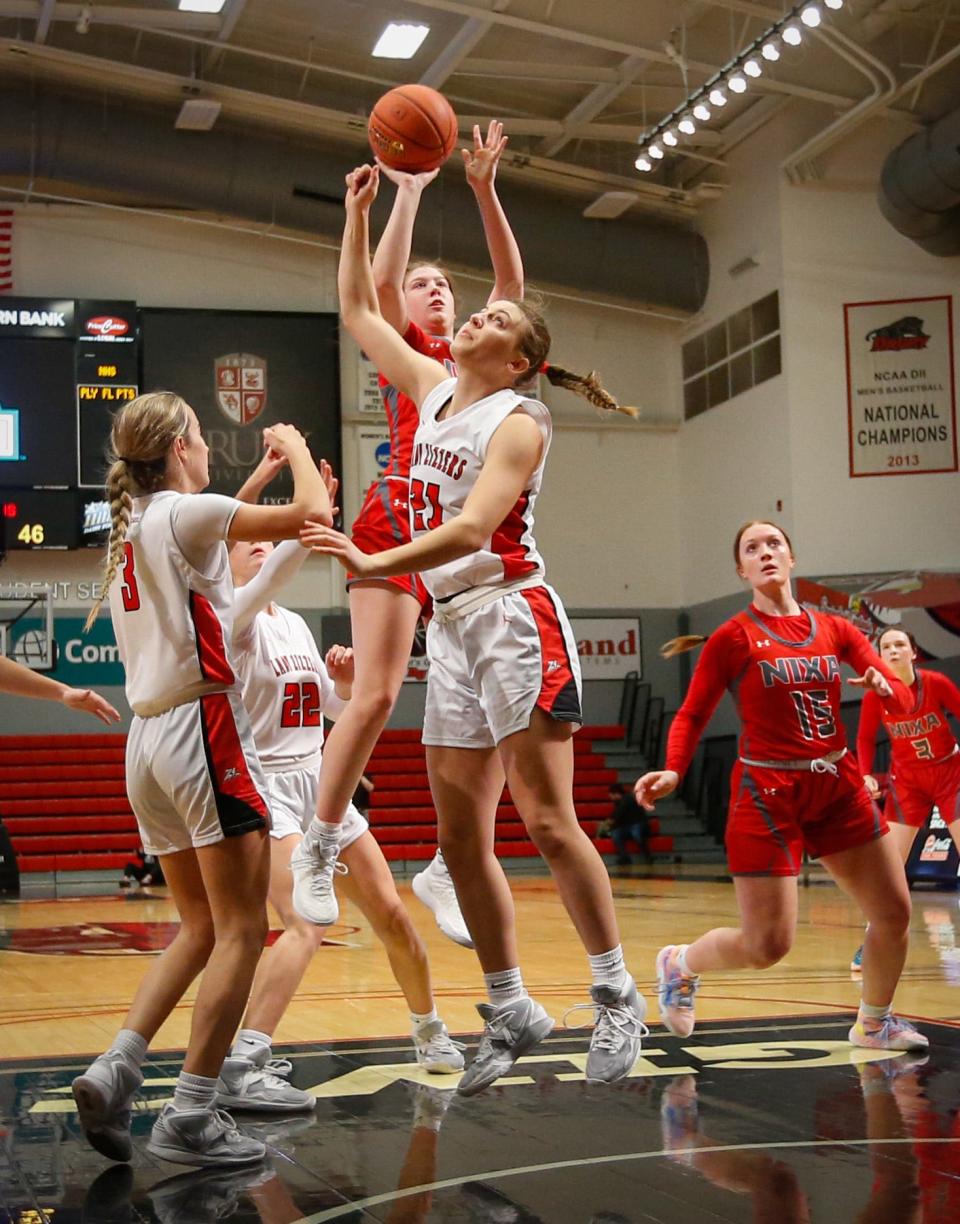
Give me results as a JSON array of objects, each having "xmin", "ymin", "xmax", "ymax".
[
  {"xmin": 0, "ymin": 297, "xmax": 138, "ymax": 550},
  {"xmin": 1, "ymin": 298, "xmax": 341, "ymax": 552}
]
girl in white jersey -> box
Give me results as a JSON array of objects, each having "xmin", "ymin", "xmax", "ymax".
[
  {"xmin": 302, "ymin": 163, "xmax": 644, "ymax": 1095},
  {"xmin": 71, "ymin": 392, "xmax": 331, "ymax": 1169},
  {"xmin": 210, "ymin": 477, "xmax": 463, "ymax": 1111}
]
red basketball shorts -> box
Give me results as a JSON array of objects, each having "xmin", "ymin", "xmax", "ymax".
[
  {"xmin": 348, "ymin": 478, "xmax": 430, "ymax": 608},
  {"xmin": 885, "ymin": 750, "xmax": 960, "ymax": 828},
  {"xmin": 726, "ymin": 751, "xmax": 886, "ymax": 876}
]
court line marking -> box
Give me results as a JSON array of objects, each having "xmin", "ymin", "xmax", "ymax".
[{"xmin": 294, "ymin": 1137, "xmax": 960, "ymax": 1223}]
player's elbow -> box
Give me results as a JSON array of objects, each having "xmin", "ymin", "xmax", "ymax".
[{"xmin": 455, "ymin": 517, "xmax": 488, "ymax": 553}]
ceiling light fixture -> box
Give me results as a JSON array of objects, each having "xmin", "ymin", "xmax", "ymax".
[
  {"xmin": 178, "ymin": 1, "xmax": 227, "ymax": 12},
  {"xmin": 633, "ymin": 2, "xmax": 845, "ymax": 176},
  {"xmin": 372, "ymin": 22, "xmax": 430, "ymax": 59}
]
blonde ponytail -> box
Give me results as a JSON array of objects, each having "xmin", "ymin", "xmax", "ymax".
[
  {"xmin": 83, "ymin": 391, "xmax": 190, "ymax": 632},
  {"xmin": 660, "ymin": 634, "xmax": 708, "ymax": 659},
  {"xmin": 543, "ymin": 363, "xmax": 639, "ymax": 419}
]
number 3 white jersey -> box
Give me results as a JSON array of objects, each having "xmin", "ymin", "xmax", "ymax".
[
  {"xmin": 234, "ymin": 607, "xmax": 345, "ymax": 772},
  {"xmin": 410, "ymin": 377, "xmax": 552, "ymax": 600},
  {"xmin": 109, "ymin": 490, "xmax": 240, "ymax": 717}
]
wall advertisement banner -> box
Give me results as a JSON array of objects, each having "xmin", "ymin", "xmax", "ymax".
[
  {"xmin": 572, "ymin": 618, "xmax": 642, "ymax": 679},
  {"xmin": 844, "ymin": 294, "xmax": 957, "ymax": 477}
]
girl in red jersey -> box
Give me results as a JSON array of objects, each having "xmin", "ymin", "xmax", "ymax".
[
  {"xmin": 849, "ymin": 626, "xmax": 960, "ymax": 968},
  {"xmin": 301, "ymin": 163, "xmax": 644, "ymax": 1094},
  {"xmin": 635, "ymin": 521, "xmax": 927, "ymax": 1053},
  {"xmin": 292, "ymin": 122, "xmax": 521, "ymax": 934}
]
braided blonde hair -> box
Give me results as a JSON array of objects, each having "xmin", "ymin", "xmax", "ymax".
[
  {"xmin": 84, "ymin": 392, "xmax": 191, "ymax": 631},
  {"xmin": 510, "ymin": 299, "xmax": 639, "ymax": 418}
]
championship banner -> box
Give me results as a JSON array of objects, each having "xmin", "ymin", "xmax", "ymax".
[
  {"xmin": 844, "ymin": 294, "xmax": 957, "ymax": 477},
  {"xmin": 358, "ymin": 352, "xmax": 386, "ymax": 414},
  {"xmin": 358, "ymin": 425, "xmax": 392, "ymax": 491}
]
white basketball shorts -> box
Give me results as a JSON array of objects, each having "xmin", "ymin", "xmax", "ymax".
[
  {"xmin": 265, "ymin": 766, "xmax": 369, "ymax": 850},
  {"xmin": 126, "ymin": 689, "xmax": 271, "ymax": 856},
  {"xmin": 422, "ymin": 583, "xmax": 582, "ymax": 750}
]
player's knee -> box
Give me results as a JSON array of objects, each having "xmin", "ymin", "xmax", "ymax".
[
  {"xmin": 525, "ymin": 810, "xmax": 575, "ymax": 859},
  {"xmin": 744, "ymin": 928, "xmax": 792, "ymax": 968},
  {"xmin": 871, "ymin": 890, "xmax": 911, "ymax": 936},
  {"xmin": 374, "ymin": 900, "xmax": 420, "ymax": 951},
  {"xmin": 351, "ymin": 686, "xmax": 396, "ymax": 727},
  {"xmin": 180, "ymin": 916, "xmax": 216, "ymax": 960}
]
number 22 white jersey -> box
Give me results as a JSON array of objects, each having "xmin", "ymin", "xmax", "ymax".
[
  {"xmin": 409, "ymin": 377, "xmax": 552, "ymax": 600},
  {"xmin": 233, "ymin": 606, "xmax": 345, "ymax": 772}
]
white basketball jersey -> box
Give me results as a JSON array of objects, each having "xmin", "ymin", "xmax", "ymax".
[
  {"xmin": 234, "ymin": 606, "xmax": 343, "ymax": 771},
  {"xmin": 410, "ymin": 377, "xmax": 552, "ymax": 600},
  {"xmin": 109, "ymin": 491, "xmax": 239, "ymax": 717}
]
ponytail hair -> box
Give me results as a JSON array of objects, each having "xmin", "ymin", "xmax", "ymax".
[
  {"xmin": 510, "ymin": 298, "xmax": 640, "ymax": 419},
  {"xmin": 84, "ymin": 391, "xmax": 191, "ymax": 632},
  {"xmin": 660, "ymin": 634, "xmax": 709, "ymax": 659}
]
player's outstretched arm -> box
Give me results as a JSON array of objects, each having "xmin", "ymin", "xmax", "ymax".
[
  {"xmin": 229, "ymin": 425, "xmax": 332, "ymax": 542},
  {"xmin": 340, "ymin": 165, "xmax": 447, "ymax": 406},
  {"xmin": 0, "ymin": 656, "xmax": 120, "ymax": 724},
  {"xmin": 371, "ymin": 163, "xmax": 439, "ymax": 333},
  {"xmin": 464, "ymin": 121, "xmax": 524, "ymax": 303}
]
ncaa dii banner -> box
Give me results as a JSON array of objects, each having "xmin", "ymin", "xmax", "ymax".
[{"xmin": 844, "ymin": 294, "xmax": 957, "ymax": 477}]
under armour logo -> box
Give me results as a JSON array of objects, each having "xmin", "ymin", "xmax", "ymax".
[
  {"xmin": 763, "ymin": 787, "xmax": 778, "ymax": 795},
  {"xmin": 222, "ymin": 767, "xmax": 240, "ymax": 783},
  {"xmin": 547, "ymin": 660, "xmax": 561, "ymax": 673},
  {"xmin": 393, "ymin": 499, "xmax": 405, "ymax": 509},
  {"xmin": 755, "ymin": 639, "xmax": 771, "ymax": 648}
]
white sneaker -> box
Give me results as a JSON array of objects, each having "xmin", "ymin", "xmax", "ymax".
[
  {"xmin": 412, "ymin": 852, "xmax": 474, "ymax": 949},
  {"xmin": 216, "ymin": 1047, "xmax": 315, "ymax": 1113},
  {"xmin": 413, "ymin": 1019, "xmax": 466, "ymax": 1074},
  {"xmin": 72, "ymin": 1051, "xmax": 143, "ymax": 1162},
  {"xmin": 458, "ymin": 997, "xmax": 555, "ymax": 1096},
  {"xmin": 290, "ymin": 838, "xmax": 347, "ymax": 927},
  {"xmin": 147, "ymin": 1103, "xmax": 266, "ymax": 1167},
  {"xmin": 584, "ymin": 975, "xmax": 649, "ymax": 1084}
]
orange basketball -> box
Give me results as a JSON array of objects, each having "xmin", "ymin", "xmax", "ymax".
[{"xmin": 368, "ymin": 85, "xmax": 458, "ymax": 174}]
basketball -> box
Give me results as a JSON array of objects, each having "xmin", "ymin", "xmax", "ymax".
[{"xmin": 367, "ymin": 85, "xmax": 458, "ymax": 173}]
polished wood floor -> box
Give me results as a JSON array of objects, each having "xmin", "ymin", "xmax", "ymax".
[{"xmin": 2, "ymin": 869, "xmax": 957, "ymax": 1059}]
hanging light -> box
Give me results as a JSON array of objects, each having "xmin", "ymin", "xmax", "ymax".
[
  {"xmin": 635, "ymin": 155, "xmax": 653, "ymax": 172},
  {"xmin": 824, "ymin": 0, "xmax": 844, "ymax": 8},
  {"xmin": 648, "ymin": 143, "xmax": 664, "ymax": 159},
  {"xmin": 801, "ymin": 4, "xmax": 822, "ymax": 26},
  {"xmin": 662, "ymin": 129, "xmax": 678, "ymax": 146},
  {"xmin": 678, "ymin": 115, "xmax": 697, "ymax": 135},
  {"xmin": 761, "ymin": 38, "xmax": 780, "ymax": 61},
  {"xmin": 743, "ymin": 58, "xmax": 762, "ymax": 78},
  {"xmin": 782, "ymin": 22, "xmax": 803, "ymax": 45},
  {"xmin": 728, "ymin": 73, "xmax": 748, "ymax": 93},
  {"xmin": 709, "ymin": 86, "xmax": 727, "ymax": 106},
  {"xmin": 693, "ymin": 101, "xmax": 712, "ymax": 122}
]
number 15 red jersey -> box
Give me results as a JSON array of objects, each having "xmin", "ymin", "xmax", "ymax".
[{"xmin": 665, "ymin": 607, "xmax": 909, "ymax": 776}]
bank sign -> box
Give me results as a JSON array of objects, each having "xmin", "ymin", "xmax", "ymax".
[{"xmin": 10, "ymin": 616, "xmax": 124, "ymax": 686}]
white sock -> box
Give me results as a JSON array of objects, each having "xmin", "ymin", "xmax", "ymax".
[
  {"xmin": 859, "ymin": 1000, "xmax": 892, "ymax": 1024},
  {"xmin": 172, "ymin": 1071, "xmax": 217, "ymax": 1112},
  {"xmin": 108, "ymin": 1028, "xmax": 147, "ymax": 1071},
  {"xmin": 675, "ymin": 945, "xmax": 698, "ymax": 979},
  {"xmin": 588, "ymin": 945, "xmax": 627, "ymax": 994},
  {"xmin": 411, "ymin": 1008, "xmax": 439, "ymax": 1036},
  {"xmin": 484, "ymin": 967, "xmax": 527, "ymax": 1008},
  {"xmin": 231, "ymin": 1028, "xmax": 272, "ymax": 1061},
  {"xmin": 306, "ymin": 818, "xmax": 341, "ymax": 848}
]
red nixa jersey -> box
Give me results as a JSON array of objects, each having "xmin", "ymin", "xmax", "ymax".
[
  {"xmin": 665, "ymin": 607, "xmax": 909, "ymax": 777},
  {"xmin": 378, "ymin": 321, "xmax": 455, "ymax": 479},
  {"xmin": 858, "ymin": 668, "xmax": 960, "ymax": 775}
]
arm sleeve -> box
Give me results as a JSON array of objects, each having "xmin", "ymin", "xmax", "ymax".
[
  {"xmin": 930, "ymin": 671, "xmax": 960, "ymax": 721},
  {"xmin": 837, "ymin": 620, "xmax": 912, "ymax": 714},
  {"xmin": 232, "ymin": 541, "xmax": 309, "ymax": 639},
  {"xmin": 856, "ymin": 691, "xmax": 883, "ymax": 775},
  {"xmin": 170, "ymin": 494, "xmax": 240, "ymax": 574},
  {"xmin": 664, "ymin": 620, "xmax": 747, "ymax": 779}
]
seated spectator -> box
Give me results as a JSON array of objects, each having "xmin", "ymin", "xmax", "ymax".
[
  {"xmin": 604, "ymin": 783, "xmax": 652, "ymax": 866},
  {"xmin": 120, "ymin": 847, "xmax": 166, "ymax": 889}
]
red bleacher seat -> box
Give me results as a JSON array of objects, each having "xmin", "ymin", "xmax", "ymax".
[{"xmin": 0, "ymin": 724, "xmax": 673, "ymax": 872}]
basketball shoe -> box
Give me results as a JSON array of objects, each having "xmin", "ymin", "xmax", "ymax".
[
  {"xmin": 290, "ymin": 839, "xmax": 346, "ymax": 927},
  {"xmin": 412, "ymin": 852, "xmax": 474, "ymax": 948},
  {"xmin": 656, "ymin": 945, "xmax": 699, "ymax": 1038},
  {"xmin": 72, "ymin": 1051, "xmax": 143, "ymax": 1162},
  {"xmin": 147, "ymin": 1104, "xmax": 266, "ymax": 1167},
  {"xmin": 584, "ymin": 975, "xmax": 648, "ymax": 1083},
  {"xmin": 848, "ymin": 1014, "xmax": 929, "ymax": 1051},
  {"xmin": 457, "ymin": 997, "xmax": 554, "ymax": 1096},
  {"xmin": 413, "ymin": 1018, "xmax": 466, "ymax": 1074},
  {"xmin": 216, "ymin": 1047, "xmax": 315, "ymax": 1113}
]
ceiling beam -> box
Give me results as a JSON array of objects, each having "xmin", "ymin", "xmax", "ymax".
[
  {"xmin": 205, "ymin": 0, "xmax": 250, "ymax": 71},
  {"xmin": 34, "ymin": 0, "xmax": 55, "ymax": 43},
  {"xmin": 418, "ymin": 17, "xmax": 491, "ymax": 89},
  {"xmin": 537, "ymin": 53, "xmax": 653, "ymax": 158},
  {"xmin": 0, "ymin": 2, "xmax": 222, "ymax": 30}
]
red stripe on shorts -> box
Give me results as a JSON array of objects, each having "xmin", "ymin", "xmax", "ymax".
[
  {"xmin": 199, "ymin": 692, "xmax": 270, "ymax": 834},
  {"xmin": 491, "ymin": 493, "xmax": 533, "ymax": 581},
  {"xmin": 189, "ymin": 591, "xmax": 235, "ymax": 686},
  {"xmin": 521, "ymin": 586, "xmax": 581, "ymax": 721}
]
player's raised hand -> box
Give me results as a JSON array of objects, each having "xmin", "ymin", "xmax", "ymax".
[
  {"xmin": 376, "ymin": 160, "xmax": 439, "ymax": 193},
  {"xmin": 463, "ymin": 120, "xmax": 508, "ymax": 188},
  {"xmin": 345, "ymin": 164, "xmax": 380, "ymax": 212},
  {"xmin": 262, "ymin": 423, "xmax": 308, "ymax": 457},
  {"xmin": 634, "ymin": 770, "xmax": 680, "ymax": 812},
  {"xmin": 62, "ymin": 687, "xmax": 121, "ymax": 725},
  {"xmin": 319, "ymin": 459, "xmax": 340, "ymax": 519},
  {"xmin": 325, "ymin": 644, "xmax": 355, "ymax": 686},
  {"xmin": 847, "ymin": 666, "xmax": 893, "ymax": 698}
]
